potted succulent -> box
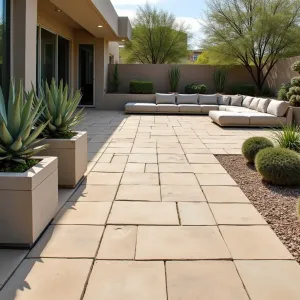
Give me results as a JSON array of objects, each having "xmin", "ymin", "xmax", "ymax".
[
  {"xmin": 35, "ymin": 79, "xmax": 87, "ymax": 188},
  {"xmin": 0, "ymin": 80, "xmax": 58, "ymax": 248}
]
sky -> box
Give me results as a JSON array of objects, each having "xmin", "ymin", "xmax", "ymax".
[{"xmin": 111, "ymin": 0, "xmax": 208, "ymax": 49}]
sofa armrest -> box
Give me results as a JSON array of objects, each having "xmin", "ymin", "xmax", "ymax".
[{"xmin": 286, "ymin": 107, "xmax": 293, "ymax": 125}]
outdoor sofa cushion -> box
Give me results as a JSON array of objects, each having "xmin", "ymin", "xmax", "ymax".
[
  {"xmin": 230, "ymin": 95, "xmax": 243, "ymax": 106},
  {"xmin": 199, "ymin": 94, "xmax": 218, "ymax": 105},
  {"xmin": 177, "ymin": 94, "xmax": 198, "ymax": 104},
  {"xmin": 242, "ymin": 96, "xmax": 254, "ymax": 108},
  {"xmin": 178, "ymin": 104, "xmax": 202, "ymax": 113},
  {"xmin": 200, "ymin": 105, "xmax": 219, "ymax": 113},
  {"xmin": 267, "ymin": 100, "xmax": 290, "ymax": 117},
  {"xmin": 209, "ymin": 111, "xmax": 250, "ymax": 126},
  {"xmin": 248, "ymin": 113, "xmax": 287, "ymax": 126},
  {"xmin": 156, "ymin": 93, "xmax": 176, "ymax": 104},
  {"xmin": 221, "ymin": 106, "xmax": 253, "ymax": 113},
  {"xmin": 156, "ymin": 104, "xmax": 179, "ymax": 113},
  {"xmin": 249, "ymin": 98, "xmax": 260, "ymax": 110},
  {"xmin": 257, "ymin": 98, "xmax": 271, "ymax": 113},
  {"xmin": 125, "ymin": 103, "xmax": 157, "ymax": 113},
  {"xmin": 218, "ymin": 95, "xmax": 231, "ymax": 106}
]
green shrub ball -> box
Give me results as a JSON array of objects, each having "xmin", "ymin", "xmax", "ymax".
[
  {"xmin": 255, "ymin": 148, "xmax": 300, "ymax": 186},
  {"xmin": 242, "ymin": 137, "xmax": 274, "ymax": 163}
]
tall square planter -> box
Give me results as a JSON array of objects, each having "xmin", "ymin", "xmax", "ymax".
[
  {"xmin": 0, "ymin": 157, "xmax": 58, "ymax": 248},
  {"xmin": 39, "ymin": 131, "xmax": 88, "ymax": 188},
  {"xmin": 292, "ymin": 107, "xmax": 300, "ymax": 125}
]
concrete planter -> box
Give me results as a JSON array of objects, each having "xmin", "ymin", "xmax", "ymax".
[
  {"xmin": 39, "ymin": 131, "xmax": 88, "ymax": 188},
  {"xmin": 0, "ymin": 157, "xmax": 58, "ymax": 248},
  {"xmin": 291, "ymin": 107, "xmax": 300, "ymax": 125}
]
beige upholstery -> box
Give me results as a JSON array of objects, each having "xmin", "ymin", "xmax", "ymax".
[
  {"xmin": 209, "ymin": 111, "xmax": 250, "ymax": 126},
  {"xmin": 242, "ymin": 96, "xmax": 254, "ymax": 108},
  {"xmin": 249, "ymin": 113, "xmax": 287, "ymax": 126},
  {"xmin": 200, "ymin": 105, "xmax": 219, "ymax": 113},
  {"xmin": 179, "ymin": 104, "xmax": 202, "ymax": 113},
  {"xmin": 199, "ymin": 94, "xmax": 218, "ymax": 105},
  {"xmin": 230, "ymin": 95, "xmax": 243, "ymax": 106},
  {"xmin": 125, "ymin": 103, "xmax": 157, "ymax": 113},
  {"xmin": 267, "ymin": 100, "xmax": 290, "ymax": 117},
  {"xmin": 249, "ymin": 98, "xmax": 260, "ymax": 110},
  {"xmin": 218, "ymin": 95, "xmax": 231, "ymax": 105},
  {"xmin": 177, "ymin": 94, "xmax": 198, "ymax": 104},
  {"xmin": 257, "ymin": 98, "xmax": 271, "ymax": 113},
  {"xmin": 156, "ymin": 93, "xmax": 176, "ymax": 104},
  {"xmin": 157, "ymin": 104, "xmax": 179, "ymax": 113},
  {"xmin": 223, "ymin": 106, "xmax": 253, "ymax": 113}
]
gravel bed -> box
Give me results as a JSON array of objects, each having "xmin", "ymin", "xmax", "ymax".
[{"xmin": 217, "ymin": 154, "xmax": 300, "ymax": 264}]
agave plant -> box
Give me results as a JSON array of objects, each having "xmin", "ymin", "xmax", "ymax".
[
  {"xmin": 0, "ymin": 80, "xmax": 49, "ymax": 164},
  {"xmin": 169, "ymin": 66, "xmax": 181, "ymax": 93},
  {"xmin": 35, "ymin": 79, "xmax": 85, "ymax": 138}
]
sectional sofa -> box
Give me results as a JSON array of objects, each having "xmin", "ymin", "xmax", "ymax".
[{"xmin": 125, "ymin": 93, "xmax": 292, "ymax": 127}]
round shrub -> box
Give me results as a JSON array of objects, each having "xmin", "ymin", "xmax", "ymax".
[
  {"xmin": 185, "ymin": 84, "xmax": 207, "ymax": 94},
  {"xmin": 292, "ymin": 61, "xmax": 300, "ymax": 74},
  {"xmin": 242, "ymin": 137, "xmax": 274, "ymax": 163},
  {"xmin": 277, "ymin": 83, "xmax": 291, "ymax": 101},
  {"xmin": 255, "ymin": 148, "xmax": 300, "ymax": 186},
  {"xmin": 291, "ymin": 77, "xmax": 300, "ymax": 86}
]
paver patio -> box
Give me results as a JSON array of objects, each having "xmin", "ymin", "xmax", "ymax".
[{"xmin": 1, "ymin": 111, "xmax": 300, "ymax": 299}]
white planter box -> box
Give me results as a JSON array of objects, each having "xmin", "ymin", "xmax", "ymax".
[
  {"xmin": 0, "ymin": 157, "xmax": 58, "ymax": 248},
  {"xmin": 39, "ymin": 131, "xmax": 88, "ymax": 188}
]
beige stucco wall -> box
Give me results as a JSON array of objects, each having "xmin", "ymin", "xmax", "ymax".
[
  {"xmin": 108, "ymin": 42, "xmax": 120, "ymax": 63},
  {"xmin": 107, "ymin": 64, "xmax": 255, "ymax": 93}
]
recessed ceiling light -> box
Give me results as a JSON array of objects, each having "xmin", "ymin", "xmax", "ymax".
[
  {"xmin": 55, "ymin": 8, "xmax": 61, "ymax": 12},
  {"xmin": 122, "ymin": 39, "xmax": 125, "ymax": 42},
  {"xmin": 98, "ymin": 25, "xmax": 103, "ymax": 28}
]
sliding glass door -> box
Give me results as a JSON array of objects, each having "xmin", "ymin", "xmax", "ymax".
[{"xmin": 58, "ymin": 36, "xmax": 69, "ymax": 84}]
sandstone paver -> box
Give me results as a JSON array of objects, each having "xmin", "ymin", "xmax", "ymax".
[
  {"xmin": 196, "ymin": 173, "xmax": 237, "ymax": 186},
  {"xmin": 159, "ymin": 163, "xmax": 192, "ymax": 173},
  {"xmin": 116, "ymin": 185, "xmax": 161, "ymax": 201},
  {"xmin": 161, "ymin": 185, "xmax": 206, "ymax": 202},
  {"xmin": 203, "ymin": 186, "xmax": 250, "ymax": 203},
  {"xmin": 191, "ymin": 163, "xmax": 227, "ymax": 174},
  {"xmin": 121, "ymin": 172, "xmax": 159, "ymax": 185},
  {"xmin": 92, "ymin": 163, "xmax": 126, "ymax": 173},
  {"xmin": 84, "ymin": 172, "xmax": 122, "ymax": 185},
  {"xmin": 158, "ymin": 154, "xmax": 187, "ymax": 163},
  {"xmin": 160, "ymin": 173, "xmax": 199, "ymax": 185},
  {"xmin": 128, "ymin": 154, "xmax": 157, "ymax": 163},
  {"xmin": 125, "ymin": 163, "xmax": 145, "ymax": 172},
  {"xmin": 186, "ymin": 154, "xmax": 219, "ymax": 164}
]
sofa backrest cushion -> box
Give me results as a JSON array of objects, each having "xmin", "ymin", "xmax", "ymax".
[
  {"xmin": 177, "ymin": 94, "xmax": 199, "ymax": 104},
  {"xmin": 156, "ymin": 93, "xmax": 176, "ymax": 104},
  {"xmin": 242, "ymin": 96, "xmax": 254, "ymax": 108},
  {"xmin": 218, "ymin": 95, "xmax": 231, "ymax": 106},
  {"xmin": 199, "ymin": 94, "xmax": 218, "ymax": 105},
  {"xmin": 249, "ymin": 98, "xmax": 260, "ymax": 110},
  {"xmin": 267, "ymin": 100, "xmax": 290, "ymax": 117},
  {"xmin": 230, "ymin": 95, "xmax": 243, "ymax": 106},
  {"xmin": 257, "ymin": 98, "xmax": 271, "ymax": 113}
]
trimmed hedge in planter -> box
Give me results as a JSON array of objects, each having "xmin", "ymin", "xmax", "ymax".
[
  {"xmin": 185, "ymin": 84, "xmax": 207, "ymax": 94},
  {"xmin": 130, "ymin": 80, "xmax": 154, "ymax": 94}
]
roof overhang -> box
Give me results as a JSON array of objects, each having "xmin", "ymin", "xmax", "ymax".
[{"xmin": 49, "ymin": 0, "xmax": 132, "ymax": 41}]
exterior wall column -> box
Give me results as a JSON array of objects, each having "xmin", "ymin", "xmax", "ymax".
[{"xmin": 12, "ymin": 0, "xmax": 37, "ymax": 91}]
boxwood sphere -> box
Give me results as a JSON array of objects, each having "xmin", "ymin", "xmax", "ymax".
[
  {"xmin": 255, "ymin": 148, "xmax": 300, "ymax": 186},
  {"xmin": 242, "ymin": 137, "xmax": 274, "ymax": 163}
]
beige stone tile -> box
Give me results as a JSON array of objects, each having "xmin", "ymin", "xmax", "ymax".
[
  {"xmin": 128, "ymin": 153, "xmax": 157, "ymax": 163},
  {"xmin": 92, "ymin": 163, "xmax": 126, "ymax": 173},
  {"xmin": 0, "ymin": 250, "xmax": 28, "ymax": 285},
  {"xmin": 157, "ymin": 148, "xmax": 184, "ymax": 154},
  {"xmin": 235, "ymin": 260, "xmax": 300, "ymax": 300},
  {"xmin": 121, "ymin": 172, "xmax": 159, "ymax": 185},
  {"xmin": 196, "ymin": 174, "xmax": 237, "ymax": 186},
  {"xmin": 209, "ymin": 148, "xmax": 227, "ymax": 154},
  {"xmin": 116, "ymin": 185, "xmax": 161, "ymax": 201},
  {"xmin": 161, "ymin": 185, "xmax": 206, "ymax": 202},
  {"xmin": 133, "ymin": 141, "xmax": 156, "ymax": 148},
  {"xmin": 158, "ymin": 154, "xmax": 187, "ymax": 163},
  {"xmin": 97, "ymin": 225, "xmax": 137, "ymax": 259},
  {"xmin": 97, "ymin": 153, "xmax": 113, "ymax": 163},
  {"xmin": 88, "ymin": 143, "xmax": 106, "ymax": 153},
  {"xmin": 105, "ymin": 147, "xmax": 132, "ymax": 154},
  {"xmin": 191, "ymin": 164, "xmax": 227, "ymax": 174},
  {"xmin": 187, "ymin": 154, "xmax": 219, "ymax": 163},
  {"xmin": 136, "ymin": 226, "xmax": 231, "ymax": 260},
  {"xmin": 88, "ymin": 152, "xmax": 102, "ymax": 162},
  {"xmin": 183, "ymin": 148, "xmax": 212, "ymax": 154},
  {"xmin": 210, "ymin": 203, "xmax": 267, "ymax": 225},
  {"xmin": 111, "ymin": 155, "xmax": 128, "ymax": 164},
  {"xmin": 220, "ymin": 226, "xmax": 293, "ymax": 259},
  {"xmin": 178, "ymin": 202, "xmax": 216, "ymax": 225},
  {"xmin": 131, "ymin": 147, "xmax": 157, "ymax": 154},
  {"xmin": 108, "ymin": 201, "xmax": 179, "ymax": 225},
  {"xmin": 53, "ymin": 202, "xmax": 112, "ymax": 225},
  {"xmin": 108, "ymin": 142, "xmax": 133, "ymax": 148},
  {"xmin": 167, "ymin": 261, "xmax": 249, "ymax": 300},
  {"xmin": 83, "ymin": 261, "xmax": 167, "ymax": 300},
  {"xmin": 225, "ymin": 148, "xmax": 242, "ymax": 154},
  {"xmin": 181, "ymin": 143, "xmax": 207, "ymax": 149},
  {"xmin": 125, "ymin": 163, "xmax": 145, "ymax": 172},
  {"xmin": 159, "ymin": 163, "xmax": 192, "ymax": 173},
  {"xmin": 28, "ymin": 225, "xmax": 104, "ymax": 258},
  {"xmin": 145, "ymin": 163, "xmax": 158, "ymax": 173},
  {"xmin": 203, "ymin": 186, "xmax": 250, "ymax": 203},
  {"xmin": 0, "ymin": 259, "xmax": 92, "ymax": 300},
  {"xmin": 69, "ymin": 185, "xmax": 117, "ymax": 202},
  {"xmin": 84, "ymin": 172, "xmax": 122, "ymax": 185},
  {"xmin": 160, "ymin": 173, "xmax": 199, "ymax": 185}
]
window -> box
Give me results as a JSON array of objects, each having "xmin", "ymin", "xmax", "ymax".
[{"xmin": 58, "ymin": 36, "xmax": 69, "ymax": 85}]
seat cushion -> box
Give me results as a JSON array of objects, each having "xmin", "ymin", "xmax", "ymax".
[
  {"xmin": 218, "ymin": 95, "xmax": 231, "ymax": 106},
  {"xmin": 267, "ymin": 100, "xmax": 290, "ymax": 117},
  {"xmin": 225, "ymin": 106, "xmax": 253, "ymax": 113},
  {"xmin": 177, "ymin": 94, "xmax": 198, "ymax": 104},
  {"xmin": 157, "ymin": 104, "xmax": 179, "ymax": 113},
  {"xmin": 209, "ymin": 111, "xmax": 250, "ymax": 126},
  {"xmin": 230, "ymin": 95, "xmax": 243, "ymax": 106},
  {"xmin": 200, "ymin": 105, "xmax": 219, "ymax": 113},
  {"xmin": 178, "ymin": 104, "xmax": 202, "ymax": 113},
  {"xmin": 125, "ymin": 103, "xmax": 156, "ymax": 113},
  {"xmin": 257, "ymin": 98, "xmax": 271, "ymax": 113},
  {"xmin": 219, "ymin": 105, "xmax": 228, "ymax": 111},
  {"xmin": 249, "ymin": 113, "xmax": 286, "ymax": 126},
  {"xmin": 249, "ymin": 98, "xmax": 260, "ymax": 110},
  {"xmin": 199, "ymin": 94, "xmax": 218, "ymax": 105},
  {"xmin": 242, "ymin": 96, "xmax": 254, "ymax": 108},
  {"xmin": 156, "ymin": 93, "xmax": 176, "ymax": 104}
]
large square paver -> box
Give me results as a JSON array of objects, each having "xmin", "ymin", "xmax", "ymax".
[
  {"xmin": 0, "ymin": 259, "xmax": 92, "ymax": 300},
  {"xmin": 161, "ymin": 185, "xmax": 206, "ymax": 202},
  {"xmin": 160, "ymin": 173, "xmax": 199, "ymax": 185},
  {"xmin": 186, "ymin": 154, "xmax": 219, "ymax": 164},
  {"xmin": 158, "ymin": 154, "xmax": 187, "ymax": 163},
  {"xmin": 210, "ymin": 203, "xmax": 267, "ymax": 225},
  {"xmin": 203, "ymin": 186, "xmax": 250, "ymax": 203},
  {"xmin": 235, "ymin": 260, "xmax": 300, "ymax": 300},
  {"xmin": 121, "ymin": 172, "xmax": 159, "ymax": 185},
  {"xmin": 196, "ymin": 174, "xmax": 237, "ymax": 186},
  {"xmin": 191, "ymin": 164, "xmax": 227, "ymax": 174},
  {"xmin": 166, "ymin": 261, "xmax": 249, "ymax": 300},
  {"xmin": 125, "ymin": 163, "xmax": 145, "ymax": 172},
  {"xmin": 97, "ymin": 226, "xmax": 137, "ymax": 259},
  {"xmin": 53, "ymin": 202, "xmax": 112, "ymax": 225},
  {"xmin": 28, "ymin": 225, "xmax": 104, "ymax": 258},
  {"xmin": 136, "ymin": 226, "xmax": 231, "ymax": 260},
  {"xmin": 108, "ymin": 201, "xmax": 179, "ymax": 225},
  {"xmin": 83, "ymin": 261, "xmax": 167, "ymax": 300},
  {"xmin": 178, "ymin": 202, "xmax": 216, "ymax": 225},
  {"xmin": 84, "ymin": 172, "xmax": 122, "ymax": 185},
  {"xmin": 128, "ymin": 154, "xmax": 157, "ymax": 163},
  {"xmin": 69, "ymin": 185, "xmax": 118, "ymax": 202},
  {"xmin": 159, "ymin": 163, "xmax": 192, "ymax": 173},
  {"xmin": 92, "ymin": 163, "xmax": 126, "ymax": 173},
  {"xmin": 220, "ymin": 226, "xmax": 293, "ymax": 259},
  {"xmin": 116, "ymin": 185, "xmax": 161, "ymax": 201}
]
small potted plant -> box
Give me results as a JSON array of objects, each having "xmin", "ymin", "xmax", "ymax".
[
  {"xmin": 35, "ymin": 79, "xmax": 87, "ymax": 188},
  {"xmin": 168, "ymin": 66, "xmax": 181, "ymax": 94},
  {"xmin": 0, "ymin": 80, "xmax": 58, "ymax": 247}
]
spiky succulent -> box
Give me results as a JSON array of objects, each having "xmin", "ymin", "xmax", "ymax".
[
  {"xmin": 35, "ymin": 79, "xmax": 85, "ymax": 138},
  {"xmin": 0, "ymin": 80, "xmax": 49, "ymax": 164}
]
